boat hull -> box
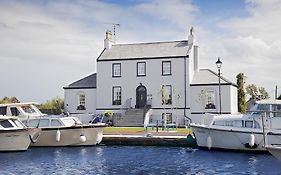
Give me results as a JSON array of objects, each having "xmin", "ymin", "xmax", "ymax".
[
  {"xmin": 266, "ymin": 146, "xmax": 281, "ymax": 162},
  {"xmin": 0, "ymin": 129, "xmax": 31, "ymax": 151},
  {"xmin": 31, "ymin": 126, "xmax": 104, "ymax": 147},
  {"xmin": 191, "ymin": 125, "xmax": 281, "ymax": 151}
]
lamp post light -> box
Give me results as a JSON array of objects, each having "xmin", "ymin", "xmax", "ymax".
[{"xmin": 216, "ymin": 57, "xmax": 222, "ymax": 114}]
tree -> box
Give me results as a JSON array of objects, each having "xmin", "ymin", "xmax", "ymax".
[
  {"xmin": 278, "ymin": 94, "xmax": 281, "ymax": 100},
  {"xmin": 38, "ymin": 97, "xmax": 64, "ymax": 115},
  {"xmin": 0, "ymin": 96, "xmax": 20, "ymax": 104},
  {"xmin": 246, "ymin": 84, "xmax": 270, "ymax": 100},
  {"xmin": 236, "ymin": 73, "xmax": 246, "ymax": 113}
]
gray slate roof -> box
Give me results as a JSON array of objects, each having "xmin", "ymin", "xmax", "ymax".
[
  {"xmin": 98, "ymin": 40, "xmax": 190, "ymax": 60},
  {"xmin": 191, "ymin": 69, "xmax": 237, "ymax": 87},
  {"xmin": 64, "ymin": 73, "xmax": 96, "ymax": 89}
]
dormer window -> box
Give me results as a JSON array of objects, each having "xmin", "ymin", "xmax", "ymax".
[
  {"xmin": 112, "ymin": 63, "xmax": 121, "ymax": 77},
  {"xmin": 162, "ymin": 61, "xmax": 171, "ymax": 76}
]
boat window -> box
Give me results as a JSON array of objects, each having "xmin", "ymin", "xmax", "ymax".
[
  {"xmin": 51, "ymin": 119, "xmax": 62, "ymax": 127},
  {"xmin": 0, "ymin": 120, "xmax": 14, "ymax": 128},
  {"xmin": 38, "ymin": 119, "xmax": 49, "ymax": 127},
  {"xmin": 0, "ymin": 107, "xmax": 7, "ymax": 115},
  {"xmin": 257, "ymin": 104, "xmax": 270, "ymax": 111},
  {"xmin": 254, "ymin": 121, "xmax": 261, "ymax": 128},
  {"xmin": 245, "ymin": 121, "xmax": 253, "ymax": 128},
  {"xmin": 28, "ymin": 119, "xmax": 40, "ymax": 127},
  {"xmin": 212, "ymin": 121, "xmax": 224, "ymax": 126},
  {"xmin": 10, "ymin": 107, "xmax": 19, "ymax": 116},
  {"xmin": 22, "ymin": 105, "xmax": 36, "ymax": 114},
  {"xmin": 225, "ymin": 121, "xmax": 233, "ymax": 126},
  {"xmin": 272, "ymin": 104, "xmax": 281, "ymax": 117},
  {"xmin": 233, "ymin": 120, "xmax": 243, "ymax": 127},
  {"xmin": 29, "ymin": 119, "xmax": 49, "ymax": 127}
]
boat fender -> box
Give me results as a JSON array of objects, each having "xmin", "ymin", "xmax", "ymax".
[
  {"xmin": 207, "ymin": 136, "xmax": 212, "ymax": 150},
  {"xmin": 79, "ymin": 134, "xmax": 87, "ymax": 143},
  {"xmin": 56, "ymin": 130, "xmax": 61, "ymax": 142},
  {"xmin": 249, "ymin": 134, "xmax": 255, "ymax": 147}
]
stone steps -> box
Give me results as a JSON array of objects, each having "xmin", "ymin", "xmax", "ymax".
[{"xmin": 114, "ymin": 109, "xmax": 145, "ymax": 127}]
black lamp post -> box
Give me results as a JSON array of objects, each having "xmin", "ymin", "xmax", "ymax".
[{"xmin": 216, "ymin": 57, "xmax": 222, "ymax": 114}]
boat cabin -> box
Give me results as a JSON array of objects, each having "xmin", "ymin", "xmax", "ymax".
[
  {"xmin": 248, "ymin": 99, "xmax": 281, "ymax": 117},
  {"xmin": 0, "ymin": 102, "xmax": 45, "ymax": 119},
  {"xmin": 23, "ymin": 117, "xmax": 82, "ymax": 128},
  {"xmin": 0, "ymin": 116, "xmax": 26, "ymax": 130}
]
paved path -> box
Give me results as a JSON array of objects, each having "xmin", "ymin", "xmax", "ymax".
[{"xmin": 103, "ymin": 130, "xmax": 190, "ymax": 137}]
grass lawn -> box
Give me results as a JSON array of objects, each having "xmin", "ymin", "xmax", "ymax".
[{"xmin": 104, "ymin": 127, "xmax": 192, "ymax": 133}]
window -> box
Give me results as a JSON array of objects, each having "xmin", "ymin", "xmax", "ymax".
[
  {"xmin": 162, "ymin": 85, "xmax": 172, "ymax": 105},
  {"xmin": 113, "ymin": 86, "xmax": 122, "ymax": 105},
  {"xmin": 112, "ymin": 63, "xmax": 121, "ymax": 77},
  {"xmin": 77, "ymin": 94, "xmax": 86, "ymax": 110},
  {"xmin": 0, "ymin": 107, "xmax": 7, "ymax": 115},
  {"xmin": 162, "ymin": 113, "xmax": 172, "ymax": 124},
  {"xmin": 162, "ymin": 61, "xmax": 171, "ymax": 76},
  {"xmin": 137, "ymin": 62, "xmax": 146, "ymax": 76},
  {"xmin": 245, "ymin": 121, "xmax": 253, "ymax": 128},
  {"xmin": 51, "ymin": 119, "xmax": 63, "ymax": 127},
  {"xmin": 205, "ymin": 90, "xmax": 216, "ymax": 109},
  {"xmin": 10, "ymin": 107, "xmax": 19, "ymax": 116},
  {"xmin": 22, "ymin": 106, "xmax": 36, "ymax": 114},
  {"xmin": 0, "ymin": 120, "xmax": 13, "ymax": 128}
]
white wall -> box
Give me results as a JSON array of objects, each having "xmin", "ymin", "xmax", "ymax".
[
  {"xmin": 64, "ymin": 88, "xmax": 96, "ymax": 114},
  {"xmin": 96, "ymin": 57, "xmax": 190, "ymax": 125},
  {"xmin": 190, "ymin": 85, "xmax": 237, "ymax": 123}
]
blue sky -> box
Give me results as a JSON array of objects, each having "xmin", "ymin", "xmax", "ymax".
[{"xmin": 0, "ymin": 0, "xmax": 281, "ymax": 102}]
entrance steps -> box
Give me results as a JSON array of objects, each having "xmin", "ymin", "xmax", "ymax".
[{"xmin": 114, "ymin": 108, "xmax": 145, "ymax": 127}]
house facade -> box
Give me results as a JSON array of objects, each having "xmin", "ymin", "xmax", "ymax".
[
  {"xmin": 63, "ymin": 73, "xmax": 96, "ymax": 115},
  {"xmin": 64, "ymin": 28, "xmax": 238, "ymax": 126}
]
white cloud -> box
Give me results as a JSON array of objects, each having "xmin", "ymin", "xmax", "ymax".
[
  {"xmin": 136, "ymin": 0, "xmax": 197, "ymax": 28},
  {"xmin": 197, "ymin": 0, "xmax": 281, "ymax": 98}
]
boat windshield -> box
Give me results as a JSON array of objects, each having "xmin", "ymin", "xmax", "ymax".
[
  {"xmin": 28, "ymin": 119, "xmax": 49, "ymax": 127},
  {"xmin": 21, "ymin": 105, "xmax": 36, "ymax": 114}
]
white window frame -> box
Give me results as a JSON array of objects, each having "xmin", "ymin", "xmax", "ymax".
[
  {"xmin": 162, "ymin": 61, "xmax": 171, "ymax": 76},
  {"xmin": 137, "ymin": 62, "xmax": 146, "ymax": 76},
  {"xmin": 112, "ymin": 63, "xmax": 121, "ymax": 77}
]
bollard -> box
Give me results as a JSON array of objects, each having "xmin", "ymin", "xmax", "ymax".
[{"xmin": 156, "ymin": 120, "xmax": 159, "ymax": 132}]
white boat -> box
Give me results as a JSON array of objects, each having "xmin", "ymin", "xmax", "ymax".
[
  {"xmin": 24, "ymin": 117, "xmax": 104, "ymax": 146},
  {"xmin": 0, "ymin": 116, "xmax": 40, "ymax": 151},
  {"xmin": 0, "ymin": 102, "xmax": 106, "ymax": 146},
  {"xmin": 266, "ymin": 145, "xmax": 281, "ymax": 162},
  {"xmin": 190, "ymin": 99, "xmax": 281, "ymax": 151},
  {"xmin": 0, "ymin": 102, "xmax": 45, "ymax": 119}
]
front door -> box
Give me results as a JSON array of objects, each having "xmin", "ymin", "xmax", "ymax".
[{"xmin": 136, "ymin": 84, "xmax": 147, "ymax": 108}]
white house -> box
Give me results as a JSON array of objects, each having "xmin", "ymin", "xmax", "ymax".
[
  {"xmin": 63, "ymin": 73, "xmax": 96, "ymax": 115},
  {"xmin": 64, "ymin": 28, "xmax": 238, "ymax": 126}
]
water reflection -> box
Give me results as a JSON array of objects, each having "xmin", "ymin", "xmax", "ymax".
[{"xmin": 0, "ymin": 146, "xmax": 280, "ymax": 175}]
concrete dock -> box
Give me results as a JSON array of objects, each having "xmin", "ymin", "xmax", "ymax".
[{"xmin": 101, "ymin": 131, "xmax": 197, "ymax": 147}]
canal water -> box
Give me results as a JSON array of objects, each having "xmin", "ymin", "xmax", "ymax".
[{"xmin": 0, "ymin": 146, "xmax": 280, "ymax": 175}]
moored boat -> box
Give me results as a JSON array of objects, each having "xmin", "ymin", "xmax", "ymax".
[
  {"xmin": 190, "ymin": 99, "xmax": 281, "ymax": 151},
  {"xmin": 266, "ymin": 145, "xmax": 281, "ymax": 162},
  {"xmin": 0, "ymin": 102, "xmax": 106, "ymax": 147},
  {"xmin": 24, "ymin": 116, "xmax": 105, "ymax": 146},
  {"xmin": 0, "ymin": 116, "xmax": 40, "ymax": 151}
]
